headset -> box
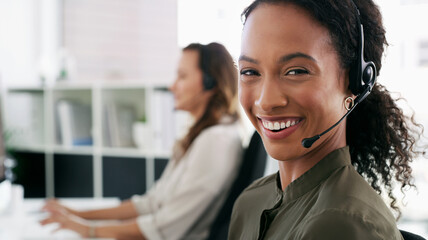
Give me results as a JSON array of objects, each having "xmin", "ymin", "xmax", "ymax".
[
  {"xmin": 301, "ymin": 0, "xmax": 378, "ymax": 148},
  {"xmin": 348, "ymin": 0, "xmax": 377, "ymax": 101},
  {"xmin": 199, "ymin": 45, "xmax": 217, "ymax": 91}
]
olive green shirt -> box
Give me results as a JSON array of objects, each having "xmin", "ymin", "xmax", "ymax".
[{"xmin": 229, "ymin": 147, "xmax": 403, "ymax": 240}]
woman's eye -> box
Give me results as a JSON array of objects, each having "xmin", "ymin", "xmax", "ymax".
[
  {"xmin": 286, "ymin": 68, "xmax": 308, "ymax": 75},
  {"xmin": 240, "ymin": 69, "xmax": 260, "ymax": 76}
]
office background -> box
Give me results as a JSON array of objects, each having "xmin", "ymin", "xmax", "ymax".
[{"xmin": 0, "ymin": 0, "xmax": 427, "ymax": 237}]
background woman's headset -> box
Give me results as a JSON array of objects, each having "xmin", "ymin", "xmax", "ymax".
[{"xmin": 199, "ymin": 45, "xmax": 217, "ymax": 91}]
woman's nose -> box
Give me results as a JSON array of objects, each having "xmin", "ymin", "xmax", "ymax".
[
  {"xmin": 169, "ymin": 80, "xmax": 177, "ymax": 93},
  {"xmin": 255, "ymin": 79, "xmax": 288, "ymax": 112}
]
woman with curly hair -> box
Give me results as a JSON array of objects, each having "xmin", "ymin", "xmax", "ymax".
[{"xmin": 229, "ymin": 0, "xmax": 425, "ymax": 239}]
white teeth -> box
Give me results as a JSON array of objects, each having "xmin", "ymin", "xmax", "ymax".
[{"xmin": 262, "ymin": 119, "xmax": 300, "ymax": 131}]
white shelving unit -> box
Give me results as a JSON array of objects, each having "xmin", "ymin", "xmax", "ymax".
[{"xmin": 1, "ymin": 82, "xmax": 179, "ymax": 198}]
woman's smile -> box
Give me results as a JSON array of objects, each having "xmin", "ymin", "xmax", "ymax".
[{"xmin": 257, "ymin": 116, "xmax": 303, "ymax": 140}]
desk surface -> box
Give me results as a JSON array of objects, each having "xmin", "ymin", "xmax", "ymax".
[{"xmin": 0, "ymin": 198, "xmax": 120, "ymax": 240}]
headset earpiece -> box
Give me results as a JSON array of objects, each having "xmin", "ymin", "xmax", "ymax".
[
  {"xmin": 203, "ymin": 72, "xmax": 216, "ymax": 90},
  {"xmin": 362, "ymin": 62, "xmax": 376, "ymax": 86},
  {"xmin": 200, "ymin": 45, "xmax": 217, "ymax": 91},
  {"xmin": 348, "ymin": 2, "xmax": 377, "ymax": 97}
]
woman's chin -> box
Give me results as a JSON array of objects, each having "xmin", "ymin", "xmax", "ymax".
[
  {"xmin": 174, "ymin": 104, "xmax": 184, "ymax": 111},
  {"xmin": 263, "ymin": 140, "xmax": 304, "ymax": 162}
]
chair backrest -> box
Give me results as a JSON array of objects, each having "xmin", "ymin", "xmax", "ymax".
[
  {"xmin": 207, "ymin": 131, "xmax": 267, "ymax": 240},
  {"xmin": 400, "ymin": 230, "xmax": 427, "ymax": 240}
]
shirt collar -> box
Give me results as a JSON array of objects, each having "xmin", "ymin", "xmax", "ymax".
[{"xmin": 276, "ymin": 146, "xmax": 352, "ymax": 202}]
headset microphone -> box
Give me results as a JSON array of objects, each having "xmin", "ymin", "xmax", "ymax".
[{"xmin": 301, "ymin": 86, "xmax": 371, "ymax": 148}]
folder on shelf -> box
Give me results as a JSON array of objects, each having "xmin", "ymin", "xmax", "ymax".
[
  {"xmin": 56, "ymin": 100, "xmax": 93, "ymax": 147},
  {"xmin": 104, "ymin": 103, "xmax": 137, "ymax": 148}
]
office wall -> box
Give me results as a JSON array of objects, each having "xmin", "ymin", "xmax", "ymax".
[
  {"xmin": 62, "ymin": 0, "xmax": 179, "ymax": 84},
  {"xmin": 0, "ymin": 0, "xmax": 40, "ymax": 87},
  {"xmin": 0, "ymin": 0, "xmax": 179, "ymax": 87}
]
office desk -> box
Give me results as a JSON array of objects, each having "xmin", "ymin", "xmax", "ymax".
[{"xmin": 0, "ymin": 198, "xmax": 120, "ymax": 240}]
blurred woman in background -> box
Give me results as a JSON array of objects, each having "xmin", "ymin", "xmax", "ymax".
[{"xmin": 41, "ymin": 42, "xmax": 243, "ymax": 240}]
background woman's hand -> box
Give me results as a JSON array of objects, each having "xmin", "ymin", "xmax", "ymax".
[
  {"xmin": 41, "ymin": 199, "xmax": 81, "ymax": 217},
  {"xmin": 39, "ymin": 206, "xmax": 91, "ymax": 237}
]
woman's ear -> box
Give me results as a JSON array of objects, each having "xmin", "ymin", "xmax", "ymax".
[
  {"xmin": 204, "ymin": 88, "xmax": 216, "ymax": 98},
  {"xmin": 342, "ymin": 68, "xmax": 354, "ymax": 97}
]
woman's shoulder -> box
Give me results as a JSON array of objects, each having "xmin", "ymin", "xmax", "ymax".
[
  {"xmin": 296, "ymin": 208, "xmax": 403, "ymax": 240},
  {"xmin": 244, "ymin": 173, "xmax": 277, "ymax": 191},
  {"xmin": 184, "ymin": 121, "xmax": 243, "ymax": 164},
  {"xmin": 196, "ymin": 121, "xmax": 242, "ymax": 143},
  {"xmin": 201, "ymin": 122, "xmax": 238, "ymax": 134},
  {"xmin": 303, "ymin": 166, "xmax": 402, "ymax": 239},
  {"xmin": 319, "ymin": 165, "xmax": 395, "ymax": 218},
  {"xmin": 230, "ymin": 173, "xmax": 279, "ymax": 229},
  {"xmin": 233, "ymin": 173, "xmax": 278, "ymax": 210}
]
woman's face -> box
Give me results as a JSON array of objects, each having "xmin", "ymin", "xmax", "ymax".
[
  {"xmin": 170, "ymin": 50, "xmax": 210, "ymax": 116},
  {"xmin": 239, "ymin": 3, "xmax": 350, "ymax": 161}
]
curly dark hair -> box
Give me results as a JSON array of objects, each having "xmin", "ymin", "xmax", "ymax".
[{"xmin": 242, "ymin": 0, "xmax": 425, "ymax": 218}]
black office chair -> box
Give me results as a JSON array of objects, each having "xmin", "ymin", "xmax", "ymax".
[
  {"xmin": 400, "ymin": 230, "xmax": 427, "ymax": 240},
  {"xmin": 207, "ymin": 131, "xmax": 267, "ymax": 240}
]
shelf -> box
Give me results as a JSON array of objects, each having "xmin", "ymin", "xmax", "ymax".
[
  {"xmin": 6, "ymin": 144, "xmax": 45, "ymax": 153},
  {"xmin": 100, "ymin": 82, "xmax": 168, "ymax": 90},
  {"xmin": 7, "ymin": 87, "xmax": 45, "ymax": 93},
  {"xmin": 52, "ymin": 145, "xmax": 94, "ymax": 155},
  {"xmin": 2, "ymin": 83, "xmax": 176, "ymax": 199},
  {"xmin": 102, "ymin": 147, "xmax": 171, "ymax": 159},
  {"xmin": 9, "ymin": 81, "xmax": 171, "ymax": 91},
  {"xmin": 7, "ymin": 145, "xmax": 171, "ymax": 159}
]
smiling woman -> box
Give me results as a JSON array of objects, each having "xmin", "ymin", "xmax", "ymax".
[
  {"xmin": 239, "ymin": 2, "xmax": 350, "ymax": 173},
  {"xmin": 229, "ymin": 0, "xmax": 426, "ymax": 239}
]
